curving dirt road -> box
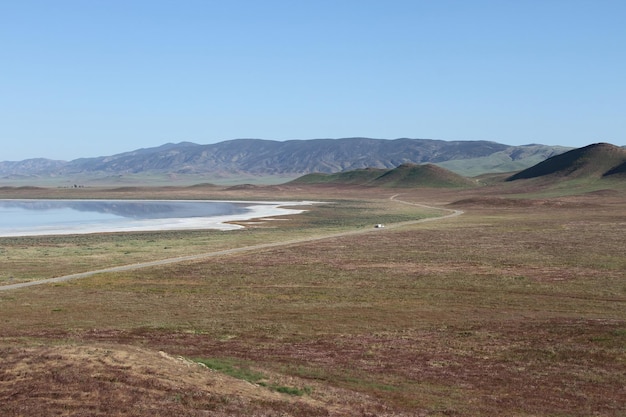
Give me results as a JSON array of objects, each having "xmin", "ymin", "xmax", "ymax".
[{"xmin": 0, "ymin": 196, "xmax": 462, "ymax": 291}]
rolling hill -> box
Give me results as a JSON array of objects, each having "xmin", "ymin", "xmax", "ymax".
[
  {"xmin": 507, "ymin": 143, "xmax": 626, "ymax": 182},
  {"xmin": 291, "ymin": 163, "xmax": 476, "ymax": 188}
]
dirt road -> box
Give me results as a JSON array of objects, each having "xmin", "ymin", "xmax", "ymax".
[{"xmin": 0, "ymin": 196, "xmax": 462, "ymax": 291}]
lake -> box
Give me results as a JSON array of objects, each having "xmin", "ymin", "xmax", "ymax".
[{"xmin": 0, "ymin": 199, "xmax": 313, "ymax": 236}]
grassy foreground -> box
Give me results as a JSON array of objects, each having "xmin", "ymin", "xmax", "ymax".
[{"xmin": 0, "ymin": 184, "xmax": 625, "ymax": 416}]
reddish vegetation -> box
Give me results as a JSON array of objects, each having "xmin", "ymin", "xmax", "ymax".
[
  {"xmin": 1, "ymin": 184, "xmax": 625, "ymax": 416},
  {"xmin": 0, "ymin": 344, "xmax": 363, "ymax": 417}
]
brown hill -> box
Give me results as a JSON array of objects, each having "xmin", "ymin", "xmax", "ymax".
[
  {"xmin": 604, "ymin": 161, "xmax": 626, "ymax": 177},
  {"xmin": 372, "ymin": 163, "xmax": 476, "ymax": 188},
  {"xmin": 507, "ymin": 143, "xmax": 626, "ymax": 181},
  {"xmin": 291, "ymin": 163, "xmax": 475, "ymax": 188}
]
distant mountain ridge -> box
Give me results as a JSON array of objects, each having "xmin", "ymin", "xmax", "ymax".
[{"xmin": 1, "ymin": 138, "xmax": 572, "ymax": 180}]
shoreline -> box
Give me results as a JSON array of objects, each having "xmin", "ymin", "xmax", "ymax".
[{"xmin": 0, "ymin": 200, "xmax": 318, "ymax": 237}]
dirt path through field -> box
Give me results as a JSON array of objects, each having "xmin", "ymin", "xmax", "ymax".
[{"xmin": 0, "ymin": 195, "xmax": 462, "ymax": 291}]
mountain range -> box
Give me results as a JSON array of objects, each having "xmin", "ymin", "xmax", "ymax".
[{"xmin": 1, "ymin": 138, "xmax": 571, "ymax": 182}]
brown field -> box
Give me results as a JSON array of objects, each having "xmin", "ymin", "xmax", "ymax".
[{"xmin": 1, "ymin": 183, "xmax": 625, "ymax": 416}]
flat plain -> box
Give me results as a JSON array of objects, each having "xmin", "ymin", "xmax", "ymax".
[{"xmin": 0, "ymin": 182, "xmax": 624, "ymax": 416}]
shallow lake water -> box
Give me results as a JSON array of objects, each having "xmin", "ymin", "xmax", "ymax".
[{"xmin": 0, "ymin": 199, "xmax": 312, "ymax": 236}]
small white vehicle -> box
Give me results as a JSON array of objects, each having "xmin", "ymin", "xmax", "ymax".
[{"xmin": 374, "ymin": 224, "xmax": 385, "ymax": 228}]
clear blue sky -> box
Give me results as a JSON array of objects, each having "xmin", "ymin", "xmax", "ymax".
[{"xmin": 2, "ymin": 0, "xmax": 625, "ymax": 161}]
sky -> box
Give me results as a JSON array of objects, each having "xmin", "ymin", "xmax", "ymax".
[{"xmin": 1, "ymin": 0, "xmax": 625, "ymax": 161}]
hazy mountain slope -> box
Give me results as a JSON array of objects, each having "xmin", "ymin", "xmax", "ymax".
[
  {"xmin": 507, "ymin": 143, "xmax": 626, "ymax": 181},
  {"xmin": 437, "ymin": 144, "xmax": 572, "ymax": 176},
  {"xmin": 62, "ymin": 138, "xmax": 511, "ymax": 175},
  {"xmin": 1, "ymin": 138, "xmax": 571, "ymax": 179},
  {"xmin": 0, "ymin": 158, "xmax": 67, "ymax": 178}
]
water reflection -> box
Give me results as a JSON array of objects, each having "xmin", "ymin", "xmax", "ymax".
[
  {"xmin": 0, "ymin": 199, "xmax": 256, "ymax": 235},
  {"xmin": 1, "ymin": 200, "xmax": 248, "ymax": 219}
]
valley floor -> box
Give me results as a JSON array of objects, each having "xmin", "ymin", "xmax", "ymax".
[{"xmin": 0, "ymin": 184, "xmax": 625, "ymax": 416}]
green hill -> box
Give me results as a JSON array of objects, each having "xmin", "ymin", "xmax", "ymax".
[
  {"xmin": 291, "ymin": 164, "xmax": 475, "ymax": 188},
  {"xmin": 372, "ymin": 163, "xmax": 475, "ymax": 188},
  {"xmin": 507, "ymin": 143, "xmax": 626, "ymax": 182},
  {"xmin": 289, "ymin": 168, "xmax": 387, "ymax": 185}
]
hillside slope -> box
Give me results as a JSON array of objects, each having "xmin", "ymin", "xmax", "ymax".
[
  {"xmin": 507, "ymin": 143, "xmax": 626, "ymax": 181},
  {"xmin": 373, "ymin": 163, "xmax": 475, "ymax": 188},
  {"xmin": 290, "ymin": 168, "xmax": 388, "ymax": 185},
  {"xmin": 0, "ymin": 344, "xmax": 383, "ymax": 416},
  {"xmin": 291, "ymin": 163, "xmax": 475, "ymax": 188},
  {"xmin": 438, "ymin": 144, "xmax": 571, "ymax": 176}
]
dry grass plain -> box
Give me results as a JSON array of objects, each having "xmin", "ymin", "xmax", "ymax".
[{"xmin": 0, "ymin": 183, "xmax": 625, "ymax": 416}]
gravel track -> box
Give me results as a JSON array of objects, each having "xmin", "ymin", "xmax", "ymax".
[{"xmin": 0, "ymin": 196, "xmax": 462, "ymax": 291}]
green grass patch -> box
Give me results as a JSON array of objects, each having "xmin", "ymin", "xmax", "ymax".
[
  {"xmin": 192, "ymin": 357, "xmax": 310, "ymax": 396},
  {"xmin": 194, "ymin": 357, "xmax": 265, "ymax": 383}
]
